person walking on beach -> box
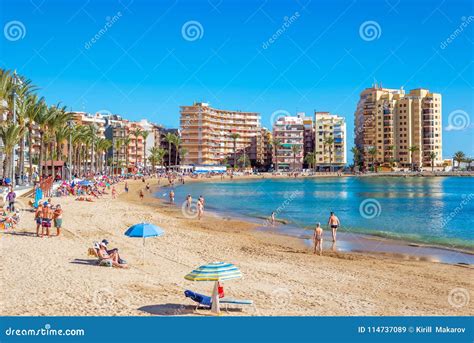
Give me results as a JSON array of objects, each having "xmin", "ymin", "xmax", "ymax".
[
  {"xmin": 169, "ymin": 190, "xmax": 175, "ymax": 204},
  {"xmin": 111, "ymin": 186, "xmax": 117, "ymax": 199},
  {"xmin": 197, "ymin": 198, "xmax": 204, "ymax": 220},
  {"xmin": 146, "ymin": 182, "xmax": 150, "ymax": 192},
  {"xmin": 313, "ymin": 223, "xmax": 323, "ymax": 255},
  {"xmin": 198, "ymin": 195, "xmax": 205, "ymax": 207},
  {"xmin": 271, "ymin": 211, "xmax": 276, "ymax": 226},
  {"xmin": 139, "ymin": 189, "xmax": 144, "ymax": 200},
  {"xmin": 186, "ymin": 194, "xmax": 192, "ymax": 209},
  {"xmin": 327, "ymin": 212, "xmax": 340, "ymax": 242},
  {"xmin": 124, "ymin": 181, "xmax": 129, "ymax": 193},
  {"xmin": 53, "ymin": 204, "xmax": 63, "ymax": 236},
  {"xmin": 35, "ymin": 203, "xmax": 43, "ymax": 237},
  {"xmin": 6, "ymin": 187, "xmax": 16, "ymax": 212}
]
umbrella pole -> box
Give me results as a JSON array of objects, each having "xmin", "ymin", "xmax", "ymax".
[
  {"xmin": 142, "ymin": 237, "xmax": 145, "ymax": 265},
  {"xmin": 211, "ymin": 281, "xmax": 220, "ymax": 314}
]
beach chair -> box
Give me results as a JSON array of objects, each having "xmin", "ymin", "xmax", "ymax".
[
  {"xmin": 184, "ymin": 290, "xmax": 211, "ymax": 309},
  {"xmin": 184, "ymin": 290, "xmax": 254, "ymax": 312},
  {"xmin": 88, "ymin": 243, "xmax": 113, "ymax": 267}
]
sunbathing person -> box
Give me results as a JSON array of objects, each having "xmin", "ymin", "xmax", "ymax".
[{"xmin": 97, "ymin": 242, "xmax": 128, "ymax": 268}]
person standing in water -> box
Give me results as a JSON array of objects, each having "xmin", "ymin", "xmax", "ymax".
[
  {"xmin": 197, "ymin": 197, "xmax": 204, "ymax": 220},
  {"xmin": 186, "ymin": 194, "xmax": 192, "ymax": 209},
  {"xmin": 327, "ymin": 212, "xmax": 340, "ymax": 242},
  {"xmin": 270, "ymin": 211, "xmax": 276, "ymax": 226},
  {"xmin": 313, "ymin": 222, "xmax": 323, "ymax": 255},
  {"xmin": 169, "ymin": 190, "xmax": 175, "ymax": 204}
]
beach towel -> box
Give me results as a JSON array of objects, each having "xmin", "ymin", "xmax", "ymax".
[{"xmin": 184, "ymin": 290, "xmax": 211, "ymax": 308}]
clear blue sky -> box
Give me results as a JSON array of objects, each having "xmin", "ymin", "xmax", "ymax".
[{"xmin": 1, "ymin": 0, "xmax": 473, "ymax": 158}]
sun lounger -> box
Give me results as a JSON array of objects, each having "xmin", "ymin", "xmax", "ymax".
[
  {"xmin": 184, "ymin": 290, "xmax": 253, "ymax": 312},
  {"xmin": 88, "ymin": 243, "xmax": 113, "ymax": 267}
]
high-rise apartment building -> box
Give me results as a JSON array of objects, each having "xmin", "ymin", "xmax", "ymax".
[
  {"xmin": 314, "ymin": 112, "xmax": 347, "ymax": 170},
  {"xmin": 272, "ymin": 116, "xmax": 304, "ymax": 171},
  {"xmin": 180, "ymin": 102, "xmax": 261, "ymax": 166},
  {"xmin": 354, "ymin": 85, "xmax": 442, "ymax": 170}
]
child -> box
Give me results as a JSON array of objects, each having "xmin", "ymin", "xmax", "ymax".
[
  {"xmin": 53, "ymin": 204, "xmax": 63, "ymax": 236},
  {"xmin": 313, "ymin": 222, "xmax": 323, "ymax": 256},
  {"xmin": 112, "ymin": 186, "xmax": 117, "ymax": 199},
  {"xmin": 139, "ymin": 189, "xmax": 144, "ymax": 200}
]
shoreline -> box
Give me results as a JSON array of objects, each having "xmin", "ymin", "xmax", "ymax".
[{"xmin": 156, "ymin": 175, "xmax": 473, "ymax": 265}]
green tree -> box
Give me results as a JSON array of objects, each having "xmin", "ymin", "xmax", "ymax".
[{"xmin": 230, "ymin": 133, "xmax": 240, "ymax": 170}]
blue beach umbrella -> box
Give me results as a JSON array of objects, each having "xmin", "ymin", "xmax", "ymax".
[
  {"xmin": 125, "ymin": 222, "xmax": 165, "ymax": 264},
  {"xmin": 185, "ymin": 262, "xmax": 242, "ymax": 314},
  {"xmin": 78, "ymin": 180, "xmax": 93, "ymax": 186}
]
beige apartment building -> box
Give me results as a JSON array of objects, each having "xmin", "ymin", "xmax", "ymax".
[
  {"xmin": 354, "ymin": 85, "xmax": 442, "ymax": 170},
  {"xmin": 314, "ymin": 112, "xmax": 347, "ymax": 170},
  {"xmin": 272, "ymin": 115, "xmax": 304, "ymax": 171},
  {"xmin": 180, "ymin": 103, "xmax": 261, "ymax": 166}
]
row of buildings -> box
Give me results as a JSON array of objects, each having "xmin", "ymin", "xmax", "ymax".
[
  {"xmin": 180, "ymin": 85, "xmax": 444, "ymax": 171},
  {"xmin": 180, "ymin": 103, "xmax": 347, "ymax": 171}
]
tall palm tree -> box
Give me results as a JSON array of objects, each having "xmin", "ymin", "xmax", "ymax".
[
  {"xmin": 173, "ymin": 134, "xmax": 181, "ymax": 166},
  {"xmin": 230, "ymin": 133, "xmax": 240, "ymax": 169},
  {"xmin": 304, "ymin": 152, "xmax": 316, "ymax": 172},
  {"xmin": 164, "ymin": 132, "xmax": 175, "ymax": 168},
  {"xmin": 132, "ymin": 127, "xmax": 143, "ymax": 169},
  {"xmin": 324, "ymin": 136, "xmax": 335, "ymax": 171},
  {"xmin": 24, "ymin": 95, "xmax": 45, "ymax": 181},
  {"xmin": 453, "ymin": 151, "xmax": 466, "ymax": 170},
  {"xmin": 148, "ymin": 147, "xmax": 160, "ymax": 172},
  {"xmin": 271, "ymin": 138, "xmax": 282, "ymax": 171},
  {"xmin": 429, "ymin": 151, "xmax": 437, "ymax": 172},
  {"xmin": 351, "ymin": 146, "xmax": 360, "ymax": 170},
  {"xmin": 291, "ymin": 144, "xmax": 301, "ymax": 171},
  {"xmin": 408, "ymin": 145, "xmax": 419, "ymax": 171},
  {"xmin": 0, "ymin": 123, "xmax": 21, "ymax": 179},
  {"xmin": 141, "ymin": 130, "xmax": 149, "ymax": 170},
  {"xmin": 122, "ymin": 136, "xmax": 131, "ymax": 172},
  {"xmin": 113, "ymin": 138, "xmax": 123, "ymax": 175}
]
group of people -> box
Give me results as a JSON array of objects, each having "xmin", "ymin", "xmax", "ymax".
[
  {"xmin": 185, "ymin": 194, "xmax": 205, "ymax": 220},
  {"xmin": 311, "ymin": 212, "xmax": 341, "ymax": 256},
  {"xmin": 34, "ymin": 200, "xmax": 63, "ymax": 237}
]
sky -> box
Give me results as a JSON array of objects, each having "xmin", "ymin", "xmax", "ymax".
[{"xmin": 1, "ymin": 0, "xmax": 473, "ymax": 159}]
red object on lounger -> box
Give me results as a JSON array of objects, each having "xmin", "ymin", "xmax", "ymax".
[{"xmin": 218, "ymin": 282, "xmax": 225, "ymax": 298}]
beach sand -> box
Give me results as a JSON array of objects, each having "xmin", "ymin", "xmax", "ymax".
[{"xmin": 0, "ymin": 178, "xmax": 472, "ymax": 316}]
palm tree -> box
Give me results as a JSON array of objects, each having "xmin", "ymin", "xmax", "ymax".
[
  {"xmin": 291, "ymin": 145, "xmax": 301, "ymax": 171},
  {"xmin": 429, "ymin": 151, "xmax": 437, "ymax": 172},
  {"xmin": 172, "ymin": 134, "xmax": 181, "ymax": 166},
  {"xmin": 304, "ymin": 152, "xmax": 316, "ymax": 172},
  {"xmin": 24, "ymin": 95, "xmax": 45, "ymax": 181},
  {"xmin": 238, "ymin": 154, "xmax": 250, "ymax": 168},
  {"xmin": 122, "ymin": 136, "xmax": 131, "ymax": 172},
  {"xmin": 324, "ymin": 136, "xmax": 334, "ymax": 171},
  {"xmin": 271, "ymin": 138, "xmax": 282, "ymax": 171},
  {"xmin": 164, "ymin": 132, "xmax": 175, "ymax": 168},
  {"xmin": 113, "ymin": 138, "xmax": 123, "ymax": 175},
  {"xmin": 141, "ymin": 130, "xmax": 149, "ymax": 171},
  {"xmin": 351, "ymin": 146, "xmax": 361, "ymax": 170},
  {"xmin": 230, "ymin": 133, "xmax": 240, "ymax": 169},
  {"xmin": 453, "ymin": 151, "xmax": 466, "ymax": 170},
  {"xmin": 0, "ymin": 123, "xmax": 22, "ymax": 179},
  {"xmin": 179, "ymin": 147, "xmax": 188, "ymax": 165},
  {"xmin": 148, "ymin": 147, "xmax": 160, "ymax": 172},
  {"xmin": 368, "ymin": 147, "xmax": 377, "ymax": 172},
  {"xmin": 464, "ymin": 157, "xmax": 473, "ymax": 171},
  {"xmin": 408, "ymin": 145, "xmax": 419, "ymax": 171},
  {"xmin": 132, "ymin": 127, "xmax": 143, "ymax": 169}
]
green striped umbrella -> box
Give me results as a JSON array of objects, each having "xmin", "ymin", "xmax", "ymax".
[{"xmin": 185, "ymin": 262, "xmax": 242, "ymax": 314}]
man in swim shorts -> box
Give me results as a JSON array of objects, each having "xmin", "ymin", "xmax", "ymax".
[{"xmin": 327, "ymin": 211, "xmax": 340, "ymax": 242}]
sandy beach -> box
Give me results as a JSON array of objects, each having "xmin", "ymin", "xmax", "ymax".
[{"xmin": 1, "ymin": 178, "xmax": 472, "ymax": 316}]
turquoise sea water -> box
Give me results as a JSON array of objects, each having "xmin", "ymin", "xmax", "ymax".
[{"xmin": 161, "ymin": 177, "xmax": 474, "ymax": 251}]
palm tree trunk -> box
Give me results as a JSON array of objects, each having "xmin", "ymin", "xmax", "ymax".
[
  {"xmin": 175, "ymin": 144, "xmax": 178, "ymax": 166},
  {"xmin": 135, "ymin": 140, "xmax": 138, "ymax": 169},
  {"xmin": 38, "ymin": 134, "xmax": 44, "ymax": 178},
  {"xmin": 28, "ymin": 128, "xmax": 33, "ymax": 183},
  {"xmin": 143, "ymin": 141, "xmax": 147, "ymax": 170},
  {"xmin": 168, "ymin": 142, "xmax": 171, "ymax": 167}
]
